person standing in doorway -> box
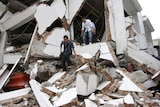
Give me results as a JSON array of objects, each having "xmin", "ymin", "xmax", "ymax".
[
  {"xmin": 60, "ymin": 35, "xmax": 76, "ymax": 71},
  {"xmin": 80, "ymin": 16, "xmax": 93, "ymax": 45}
]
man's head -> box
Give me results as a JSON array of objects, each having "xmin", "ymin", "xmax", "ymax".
[
  {"xmin": 63, "ymin": 35, "xmax": 69, "ymax": 42},
  {"xmin": 82, "ymin": 16, "xmax": 86, "ymax": 22}
]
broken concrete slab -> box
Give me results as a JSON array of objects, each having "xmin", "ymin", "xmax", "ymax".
[
  {"xmin": 50, "ymin": 0, "xmax": 66, "ymax": 19},
  {"xmin": 142, "ymin": 80, "xmax": 158, "ymax": 89},
  {"xmin": 67, "ymin": 0, "xmax": 84, "ymax": 23},
  {"xmin": 45, "ymin": 28, "xmax": 70, "ymax": 46},
  {"xmin": 116, "ymin": 69, "xmax": 144, "ymax": 92},
  {"xmin": 84, "ymin": 99, "xmax": 98, "ymax": 107},
  {"xmin": 3, "ymin": 53, "xmax": 23, "ymax": 64},
  {"xmin": 0, "ymin": 88, "xmax": 30, "ymax": 103},
  {"xmin": 43, "ymin": 44, "xmax": 60, "ymax": 57},
  {"xmin": 54, "ymin": 88, "xmax": 77, "ymax": 106},
  {"xmin": 34, "ymin": 4, "xmax": 58, "ymax": 35},
  {"xmin": 2, "ymin": 5, "xmax": 37, "ymax": 31},
  {"xmin": 123, "ymin": 94, "xmax": 135, "ymax": 106},
  {"xmin": 29, "ymin": 79, "xmax": 53, "ymax": 107},
  {"xmin": 127, "ymin": 44, "xmax": 160, "ymax": 74}
]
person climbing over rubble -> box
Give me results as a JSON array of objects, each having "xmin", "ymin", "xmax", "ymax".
[
  {"xmin": 60, "ymin": 35, "xmax": 76, "ymax": 71},
  {"xmin": 80, "ymin": 16, "xmax": 93, "ymax": 45}
]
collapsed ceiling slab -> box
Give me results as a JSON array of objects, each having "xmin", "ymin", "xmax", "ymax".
[
  {"xmin": 127, "ymin": 44, "xmax": 160, "ymax": 74},
  {"xmin": 1, "ymin": 5, "xmax": 37, "ymax": 31}
]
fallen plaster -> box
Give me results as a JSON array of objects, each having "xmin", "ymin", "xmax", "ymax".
[
  {"xmin": 54, "ymin": 88, "xmax": 77, "ymax": 106},
  {"xmin": 0, "ymin": 88, "xmax": 30, "ymax": 102}
]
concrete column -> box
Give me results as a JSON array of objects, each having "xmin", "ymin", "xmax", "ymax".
[
  {"xmin": 133, "ymin": 12, "xmax": 147, "ymax": 49},
  {"xmin": 0, "ymin": 25, "xmax": 7, "ymax": 67},
  {"xmin": 110, "ymin": 0, "xmax": 127, "ymax": 54}
]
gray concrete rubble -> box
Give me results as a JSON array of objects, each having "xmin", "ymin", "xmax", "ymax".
[{"xmin": 0, "ymin": 0, "xmax": 160, "ymax": 107}]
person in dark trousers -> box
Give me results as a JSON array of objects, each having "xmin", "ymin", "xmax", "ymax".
[{"xmin": 60, "ymin": 35, "xmax": 76, "ymax": 71}]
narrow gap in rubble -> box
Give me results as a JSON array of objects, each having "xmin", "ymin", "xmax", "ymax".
[
  {"xmin": 46, "ymin": 18, "xmax": 62, "ymax": 32},
  {"xmin": 8, "ymin": 19, "xmax": 36, "ymax": 46},
  {"xmin": 124, "ymin": 10, "xmax": 129, "ymax": 17}
]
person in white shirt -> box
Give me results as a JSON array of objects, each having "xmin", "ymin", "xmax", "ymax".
[{"xmin": 80, "ymin": 16, "xmax": 93, "ymax": 45}]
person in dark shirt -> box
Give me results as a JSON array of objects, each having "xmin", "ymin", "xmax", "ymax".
[{"xmin": 60, "ymin": 35, "xmax": 76, "ymax": 71}]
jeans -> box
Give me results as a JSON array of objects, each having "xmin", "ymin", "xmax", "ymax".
[{"xmin": 83, "ymin": 31, "xmax": 93, "ymax": 44}]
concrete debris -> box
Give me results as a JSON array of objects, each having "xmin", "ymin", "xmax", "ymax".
[{"xmin": 0, "ymin": 0, "xmax": 160, "ymax": 107}]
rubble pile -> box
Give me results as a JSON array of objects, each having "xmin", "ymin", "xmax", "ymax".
[
  {"xmin": 0, "ymin": 50, "xmax": 160, "ymax": 106},
  {"xmin": 0, "ymin": 0, "xmax": 160, "ymax": 107}
]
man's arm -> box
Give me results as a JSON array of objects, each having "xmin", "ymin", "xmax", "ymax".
[
  {"xmin": 80, "ymin": 30, "xmax": 84, "ymax": 37},
  {"xmin": 72, "ymin": 48, "xmax": 76, "ymax": 56}
]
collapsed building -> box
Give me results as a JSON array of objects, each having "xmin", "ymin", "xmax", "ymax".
[{"xmin": 0, "ymin": 0, "xmax": 160, "ymax": 106}]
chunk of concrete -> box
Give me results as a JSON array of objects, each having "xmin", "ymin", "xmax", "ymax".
[
  {"xmin": 76, "ymin": 72, "xmax": 98, "ymax": 96},
  {"xmin": 3, "ymin": 53, "xmax": 23, "ymax": 64},
  {"xmin": 0, "ymin": 88, "xmax": 30, "ymax": 102},
  {"xmin": 54, "ymin": 88, "xmax": 77, "ymax": 106},
  {"xmin": 123, "ymin": 94, "xmax": 134, "ymax": 105},
  {"xmin": 84, "ymin": 99, "xmax": 98, "ymax": 107}
]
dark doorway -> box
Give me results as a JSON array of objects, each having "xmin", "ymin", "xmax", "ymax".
[{"xmin": 73, "ymin": 0, "xmax": 105, "ymax": 44}]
